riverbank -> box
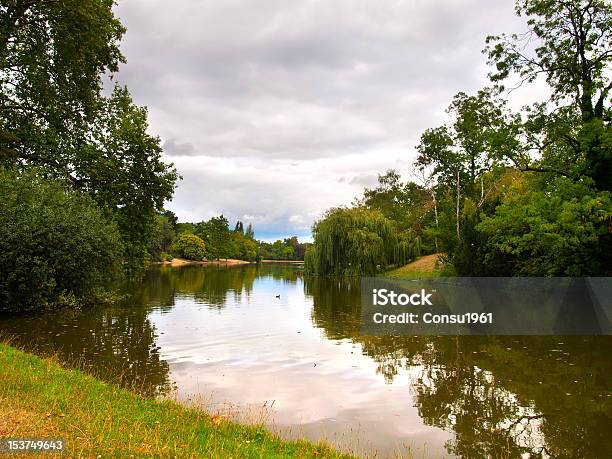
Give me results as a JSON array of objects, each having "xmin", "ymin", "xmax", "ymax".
[
  {"xmin": 156, "ymin": 257, "xmax": 253, "ymax": 267},
  {"xmin": 156, "ymin": 258, "xmax": 304, "ymax": 267},
  {"xmin": 0, "ymin": 343, "xmax": 350, "ymax": 458},
  {"xmin": 384, "ymin": 253, "xmax": 444, "ymax": 278}
]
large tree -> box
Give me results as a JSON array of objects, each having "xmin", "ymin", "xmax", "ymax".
[
  {"xmin": 0, "ymin": 1, "xmax": 178, "ymax": 274},
  {"xmin": 485, "ymin": 0, "xmax": 611, "ymax": 190},
  {"xmin": 0, "ymin": 0, "xmax": 125, "ymax": 163}
]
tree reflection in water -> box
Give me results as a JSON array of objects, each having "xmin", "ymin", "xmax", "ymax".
[
  {"xmin": 305, "ymin": 276, "xmax": 612, "ymax": 458},
  {"xmin": 0, "ymin": 304, "xmax": 171, "ymax": 397},
  {"xmin": 0, "ymin": 265, "xmax": 609, "ymax": 458}
]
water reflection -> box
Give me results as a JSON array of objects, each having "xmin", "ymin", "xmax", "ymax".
[
  {"xmin": 305, "ymin": 274, "xmax": 612, "ymax": 458},
  {"xmin": 0, "ymin": 264, "xmax": 610, "ymax": 458},
  {"xmin": 0, "ymin": 304, "xmax": 171, "ymax": 397}
]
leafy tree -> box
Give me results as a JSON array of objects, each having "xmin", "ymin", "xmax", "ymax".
[
  {"xmin": 238, "ymin": 235, "xmax": 258, "ymax": 261},
  {"xmin": 245, "ymin": 223, "xmax": 255, "ymax": 239},
  {"xmin": 1, "ymin": 2, "xmax": 178, "ymax": 276},
  {"xmin": 485, "ymin": 0, "xmax": 611, "ymax": 190},
  {"xmin": 258, "ymin": 237, "xmax": 310, "ymax": 261},
  {"xmin": 0, "ymin": 0, "xmax": 125, "ymax": 163},
  {"xmin": 78, "ymin": 86, "xmax": 178, "ymax": 274},
  {"xmin": 0, "ymin": 169, "xmax": 122, "ymax": 312},
  {"xmin": 305, "ymin": 207, "xmax": 419, "ymax": 276},
  {"xmin": 477, "ymin": 178, "xmax": 612, "ymax": 275},
  {"xmin": 197, "ymin": 215, "xmax": 232, "ymax": 260},
  {"xmin": 148, "ymin": 213, "xmax": 176, "ymax": 261},
  {"xmin": 163, "ymin": 210, "xmax": 178, "ymax": 232},
  {"xmin": 360, "ymin": 170, "xmax": 434, "ymax": 251},
  {"xmin": 170, "ymin": 233, "xmax": 206, "ymax": 261}
]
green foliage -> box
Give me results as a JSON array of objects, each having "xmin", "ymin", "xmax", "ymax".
[
  {"xmin": 1, "ymin": 3, "xmax": 178, "ymax": 277},
  {"xmin": 160, "ymin": 252, "xmax": 174, "ymax": 262},
  {"xmin": 305, "ymin": 207, "xmax": 420, "ymax": 276},
  {"xmin": 485, "ymin": 0, "xmax": 611, "ymax": 190},
  {"xmin": 477, "ymin": 179, "xmax": 612, "ymax": 276},
  {"xmin": 0, "ymin": 0, "xmax": 125, "ymax": 163},
  {"xmin": 170, "ymin": 234, "xmax": 206, "ymax": 261},
  {"xmin": 75, "ymin": 86, "xmax": 179, "ymax": 276},
  {"xmin": 148, "ymin": 214, "xmax": 176, "ymax": 261},
  {"xmin": 197, "ymin": 215, "xmax": 232, "ymax": 260},
  {"xmin": 258, "ymin": 237, "xmax": 310, "ymax": 261},
  {"xmin": 360, "ymin": 170, "xmax": 436, "ymax": 252},
  {"xmin": 0, "ymin": 169, "xmax": 123, "ymax": 312}
]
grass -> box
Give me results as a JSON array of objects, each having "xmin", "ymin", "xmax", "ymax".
[
  {"xmin": 383, "ymin": 254, "xmax": 445, "ymax": 279},
  {"xmin": 0, "ymin": 343, "xmax": 353, "ymax": 458}
]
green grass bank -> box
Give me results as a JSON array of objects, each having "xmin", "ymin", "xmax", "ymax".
[
  {"xmin": 384, "ymin": 254, "xmax": 444, "ymax": 279},
  {"xmin": 0, "ymin": 344, "xmax": 351, "ymax": 458}
]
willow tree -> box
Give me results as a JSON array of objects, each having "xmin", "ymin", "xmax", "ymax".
[{"xmin": 304, "ymin": 207, "xmax": 420, "ymax": 276}]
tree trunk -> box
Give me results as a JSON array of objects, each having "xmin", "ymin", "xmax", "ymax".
[{"xmin": 456, "ymin": 170, "xmax": 461, "ymax": 240}]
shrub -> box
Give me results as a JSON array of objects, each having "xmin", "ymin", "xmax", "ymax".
[
  {"xmin": 170, "ymin": 233, "xmax": 206, "ymax": 261},
  {"xmin": 160, "ymin": 252, "xmax": 174, "ymax": 262},
  {"xmin": 0, "ymin": 169, "xmax": 123, "ymax": 312}
]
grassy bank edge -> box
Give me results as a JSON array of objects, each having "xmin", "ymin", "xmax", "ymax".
[
  {"xmin": 383, "ymin": 254, "xmax": 445, "ymax": 279},
  {"xmin": 0, "ymin": 343, "xmax": 353, "ymax": 458}
]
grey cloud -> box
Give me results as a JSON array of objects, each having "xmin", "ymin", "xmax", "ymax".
[
  {"xmin": 163, "ymin": 138, "xmax": 196, "ymax": 156},
  {"xmin": 349, "ymin": 173, "xmax": 378, "ymax": 187},
  {"xmin": 112, "ymin": 0, "xmax": 527, "ymax": 236}
]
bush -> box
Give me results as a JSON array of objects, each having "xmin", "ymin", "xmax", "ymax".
[
  {"xmin": 160, "ymin": 252, "xmax": 174, "ymax": 262},
  {"xmin": 476, "ymin": 180, "xmax": 612, "ymax": 276},
  {"xmin": 170, "ymin": 233, "xmax": 206, "ymax": 261},
  {"xmin": 0, "ymin": 169, "xmax": 123, "ymax": 312}
]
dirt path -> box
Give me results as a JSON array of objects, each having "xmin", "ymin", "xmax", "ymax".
[
  {"xmin": 401, "ymin": 253, "xmax": 443, "ymax": 272},
  {"xmin": 386, "ymin": 253, "xmax": 444, "ymax": 277}
]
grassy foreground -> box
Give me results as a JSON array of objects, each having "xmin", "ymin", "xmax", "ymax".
[{"xmin": 0, "ymin": 344, "xmax": 351, "ymax": 458}]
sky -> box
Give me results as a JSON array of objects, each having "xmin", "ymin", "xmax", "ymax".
[{"xmin": 112, "ymin": 0, "xmax": 538, "ymax": 242}]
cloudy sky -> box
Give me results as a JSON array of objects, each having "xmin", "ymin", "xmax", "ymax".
[{"xmin": 112, "ymin": 0, "xmax": 535, "ymax": 241}]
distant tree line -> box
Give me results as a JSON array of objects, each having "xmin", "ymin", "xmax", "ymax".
[
  {"xmin": 258, "ymin": 237, "xmax": 312, "ymax": 261},
  {"xmin": 147, "ymin": 213, "xmax": 309, "ymax": 263}
]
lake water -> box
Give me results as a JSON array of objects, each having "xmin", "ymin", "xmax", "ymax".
[{"xmin": 1, "ymin": 264, "xmax": 610, "ymax": 458}]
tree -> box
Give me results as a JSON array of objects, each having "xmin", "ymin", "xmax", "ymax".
[
  {"xmin": 197, "ymin": 215, "xmax": 232, "ymax": 260},
  {"xmin": 360, "ymin": 170, "xmax": 433, "ymax": 251},
  {"xmin": 148, "ymin": 213, "xmax": 176, "ymax": 261},
  {"xmin": 485, "ymin": 0, "xmax": 611, "ymax": 190},
  {"xmin": 78, "ymin": 86, "xmax": 178, "ymax": 274},
  {"xmin": 1, "ymin": 0, "xmax": 125, "ymax": 164},
  {"xmin": 305, "ymin": 207, "xmax": 419, "ymax": 276},
  {"xmin": 477, "ymin": 178, "xmax": 612, "ymax": 275},
  {"xmin": 163, "ymin": 210, "xmax": 178, "ymax": 232},
  {"xmin": 1, "ymin": 3, "xmax": 178, "ymax": 276},
  {"xmin": 170, "ymin": 233, "xmax": 206, "ymax": 261},
  {"xmin": 0, "ymin": 169, "xmax": 123, "ymax": 312},
  {"xmin": 245, "ymin": 223, "xmax": 255, "ymax": 239},
  {"xmin": 416, "ymin": 90, "xmax": 510, "ymax": 247}
]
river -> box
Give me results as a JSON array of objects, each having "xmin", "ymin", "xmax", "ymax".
[{"xmin": 0, "ymin": 264, "xmax": 610, "ymax": 458}]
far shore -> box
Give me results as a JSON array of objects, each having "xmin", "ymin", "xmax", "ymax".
[
  {"xmin": 260, "ymin": 259, "xmax": 304, "ymax": 264},
  {"xmin": 154, "ymin": 258, "xmax": 303, "ymax": 267}
]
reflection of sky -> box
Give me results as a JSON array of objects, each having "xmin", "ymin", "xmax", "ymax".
[{"xmin": 148, "ymin": 273, "xmax": 453, "ymax": 458}]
